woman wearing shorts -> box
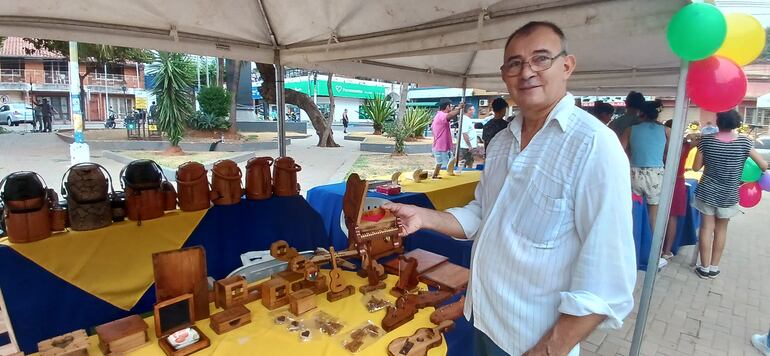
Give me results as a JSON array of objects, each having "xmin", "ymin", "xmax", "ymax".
[
  {"xmin": 692, "ymin": 110, "xmax": 768, "ymax": 279},
  {"xmin": 661, "ymin": 119, "xmax": 692, "ymax": 261}
]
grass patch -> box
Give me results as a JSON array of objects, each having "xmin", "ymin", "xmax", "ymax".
[
  {"xmin": 348, "ymin": 153, "xmax": 436, "ymax": 179},
  {"xmin": 114, "ymin": 150, "xmax": 243, "ymax": 168}
]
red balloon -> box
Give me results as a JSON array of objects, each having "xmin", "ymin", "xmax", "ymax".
[
  {"xmin": 686, "ymin": 56, "xmax": 747, "ymax": 113},
  {"xmin": 738, "ymin": 182, "xmax": 762, "ymax": 208}
]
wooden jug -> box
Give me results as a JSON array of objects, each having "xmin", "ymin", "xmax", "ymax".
[
  {"xmin": 245, "ymin": 157, "xmax": 274, "ymax": 200},
  {"xmin": 272, "ymin": 157, "xmax": 301, "ymax": 197}
]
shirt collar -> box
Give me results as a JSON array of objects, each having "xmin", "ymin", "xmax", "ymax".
[{"xmin": 509, "ymin": 93, "xmax": 576, "ymax": 136}]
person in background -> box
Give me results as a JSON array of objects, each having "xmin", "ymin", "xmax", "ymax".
[
  {"xmin": 752, "ymin": 328, "xmax": 770, "ymax": 355},
  {"xmin": 621, "ymin": 100, "xmax": 669, "ymax": 268},
  {"xmin": 431, "ymin": 99, "xmax": 463, "ymax": 167},
  {"xmin": 608, "ymin": 91, "xmax": 645, "ymax": 137},
  {"xmin": 661, "ymin": 119, "xmax": 693, "ymax": 261},
  {"xmin": 458, "ymin": 105, "xmax": 479, "ymax": 168},
  {"xmin": 342, "ymin": 108, "xmax": 349, "ymax": 133},
  {"xmin": 39, "ymin": 98, "xmax": 58, "ymax": 133},
  {"xmin": 691, "ymin": 110, "xmax": 768, "ymax": 279},
  {"xmin": 592, "ymin": 102, "xmax": 614, "ymax": 125},
  {"xmin": 482, "ymin": 97, "xmax": 510, "ymax": 146},
  {"xmin": 149, "ymin": 101, "xmax": 157, "ymax": 120},
  {"xmin": 31, "ymin": 98, "xmax": 43, "ymax": 132}
]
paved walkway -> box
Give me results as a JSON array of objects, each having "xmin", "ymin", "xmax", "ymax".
[{"xmin": 583, "ymin": 194, "xmax": 770, "ymax": 356}]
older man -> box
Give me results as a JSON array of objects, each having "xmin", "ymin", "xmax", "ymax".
[{"xmin": 383, "ymin": 22, "xmax": 636, "ymax": 355}]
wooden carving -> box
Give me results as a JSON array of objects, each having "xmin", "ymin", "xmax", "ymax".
[
  {"xmin": 209, "ymin": 305, "xmax": 251, "ymax": 335},
  {"xmin": 343, "ymin": 173, "xmax": 405, "ymax": 293},
  {"xmin": 446, "ymin": 158, "xmax": 457, "ymax": 176},
  {"xmin": 326, "ymin": 246, "xmax": 355, "ymax": 302},
  {"xmin": 387, "ymin": 320, "xmax": 454, "ymax": 356},
  {"xmin": 432, "ymin": 164, "xmax": 442, "ymax": 179},
  {"xmin": 382, "ymin": 291, "xmax": 453, "ymax": 332},
  {"xmin": 96, "ymin": 315, "xmax": 149, "ymax": 355},
  {"xmin": 390, "ymin": 255, "xmax": 419, "ymax": 297},
  {"xmin": 38, "ymin": 329, "xmax": 89, "ymax": 356},
  {"xmin": 430, "ymin": 296, "xmax": 466, "ymax": 325}
]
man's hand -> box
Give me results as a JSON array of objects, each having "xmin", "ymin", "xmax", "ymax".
[{"xmin": 381, "ymin": 202, "xmax": 425, "ymax": 236}]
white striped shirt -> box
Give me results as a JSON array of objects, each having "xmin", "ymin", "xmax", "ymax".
[{"xmin": 447, "ymin": 93, "xmax": 636, "ymax": 355}]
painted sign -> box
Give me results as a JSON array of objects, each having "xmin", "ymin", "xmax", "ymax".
[{"xmin": 285, "ymin": 79, "xmax": 387, "ymax": 99}]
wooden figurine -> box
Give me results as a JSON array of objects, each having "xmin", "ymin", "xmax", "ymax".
[
  {"xmin": 387, "ymin": 320, "xmax": 454, "ymax": 356},
  {"xmin": 214, "ymin": 275, "xmax": 247, "ymax": 309},
  {"xmin": 153, "ymin": 294, "xmax": 210, "ymax": 356},
  {"xmin": 430, "ymin": 296, "xmax": 466, "ymax": 325},
  {"xmin": 289, "ymin": 288, "xmax": 317, "ymax": 316},
  {"xmin": 446, "ymin": 158, "xmax": 457, "ymax": 176},
  {"xmin": 390, "ymin": 255, "xmax": 419, "ymax": 297},
  {"xmin": 261, "ymin": 277, "xmax": 290, "ymax": 310},
  {"xmin": 431, "ymin": 164, "xmax": 442, "ymax": 179},
  {"xmin": 381, "ymin": 295, "xmax": 417, "ymax": 332},
  {"xmin": 95, "ymin": 315, "xmax": 149, "ymax": 355},
  {"xmin": 326, "ymin": 246, "xmax": 355, "ymax": 302},
  {"xmin": 411, "ymin": 169, "xmax": 428, "ymax": 182},
  {"xmin": 391, "ymin": 172, "xmax": 402, "ymax": 185},
  {"xmin": 38, "ymin": 329, "xmax": 89, "ymax": 356},
  {"xmin": 343, "ymin": 174, "xmax": 406, "ymax": 293},
  {"xmin": 209, "ymin": 305, "xmax": 251, "ymax": 335},
  {"xmin": 270, "ymin": 240, "xmax": 299, "ymax": 261}
]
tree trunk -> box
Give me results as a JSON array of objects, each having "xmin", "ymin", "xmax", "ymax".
[
  {"xmin": 227, "ymin": 60, "xmax": 242, "ymax": 135},
  {"xmin": 256, "ymin": 63, "xmax": 339, "ymax": 147},
  {"xmin": 79, "ymin": 70, "xmax": 91, "ymax": 124},
  {"xmin": 217, "ymin": 58, "xmax": 225, "ymax": 87},
  {"xmin": 396, "ymin": 82, "xmax": 408, "ymax": 124},
  {"xmin": 319, "ymin": 73, "xmax": 335, "ymax": 145}
]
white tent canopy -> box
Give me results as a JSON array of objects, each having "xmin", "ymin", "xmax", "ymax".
[{"xmin": 0, "ymin": 0, "xmax": 686, "ymax": 95}]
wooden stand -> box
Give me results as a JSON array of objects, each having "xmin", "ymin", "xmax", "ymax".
[
  {"xmin": 153, "ymin": 294, "xmax": 210, "ymax": 356},
  {"xmin": 261, "ymin": 277, "xmax": 290, "ymax": 310},
  {"xmin": 390, "ymin": 256, "xmax": 419, "ymax": 297},
  {"xmin": 95, "ymin": 315, "xmax": 149, "ymax": 355},
  {"xmin": 289, "ymin": 288, "xmax": 317, "ymax": 316},
  {"xmin": 209, "ymin": 305, "xmax": 251, "ymax": 334},
  {"xmin": 38, "ymin": 329, "xmax": 89, "ymax": 356}
]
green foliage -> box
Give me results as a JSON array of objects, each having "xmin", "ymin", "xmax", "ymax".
[
  {"xmin": 762, "ymin": 27, "xmax": 770, "ymax": 63},
  {"xmin": 360, "ymin": 94, "xmax": 396, "ymax": 134},
  {"xmin": 197, "ymin": 86, "xmax": 231, "ymax": 118},
  {"xmin": 23, "ymin": 39, "xmax": 152, "ymax": 65},
  {"xmin": 188, "ymin": 111, "xmax": 231, "ymax": 131},
  {"xmin": 0, "ymin": 126, "xmax": 10, "ymax": 134},
  {"xmin": 402, "ymin": 107, "xmax": 433, "ymax": 138},
  {"xmin": 149, "ymin": 52, "xmax": 195, "ymax": 146},
  {"xmin": 384, "ymin": 121, "xmax": 410, "ymax": 154}
]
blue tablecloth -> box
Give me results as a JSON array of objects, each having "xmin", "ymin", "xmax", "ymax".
[{"xmin": 0, "ymin": 196, "xmax": 326, "ymax": 354}]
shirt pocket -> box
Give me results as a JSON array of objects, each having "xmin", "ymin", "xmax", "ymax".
[{"xmin": 511, "ymin": 168, "xmax": 567, "ymax": 249}]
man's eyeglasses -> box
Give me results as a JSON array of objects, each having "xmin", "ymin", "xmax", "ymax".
[{"xmin": 500, "ymin": 51, "xmax": 567, "ymax": 76}]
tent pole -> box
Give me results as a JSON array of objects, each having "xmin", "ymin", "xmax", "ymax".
[
  {"xmin": 275, "ymin": 49, "xmax": 286, "ymax": 157},
  {"xmin": 455, "ymin": 78, "xmax": 468, "ymax": 163},
  {"xmin": 629, "ymin": 60, "xmax": 689, "ymax": 356}
]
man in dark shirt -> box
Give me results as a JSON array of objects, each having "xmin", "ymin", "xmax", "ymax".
[
  {"xmin": 481, "ymin": 97, "xmax": 510, "ymax": 146},
  {"xmin": 608, "ymin": 91, "xmax": 644, "ymax": 137}
]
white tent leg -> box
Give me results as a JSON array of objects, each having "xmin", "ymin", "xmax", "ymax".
[
  {"xmin": 629, "ymin": 60, "xmax": 689, "ymax": 356},
  {"xmin": 454, "ymin": 80, "xmax": 468, "ymax": 162},
  {"xmin": 275, "ymin": 50, "xmax": 287, "ymax": 157}
]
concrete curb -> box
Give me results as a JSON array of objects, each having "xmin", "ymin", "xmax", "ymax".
[
  {"xmin": 359, "ymin": 138, "xmax": 433, "ymax": 154},
  {"xmin": 237, "ymin": 121, "xmax": 308, "ymax": 134},
  {"xmin": 56, "ymin": 132, "xmax": 287, "ymax": 152},
  {"xmin": 343, "ymin": 135, "xmax": 366, "ymax": 142},
  {"xmin": 102, "ymin": 150, "xmax": 256, "ymax": 181}
]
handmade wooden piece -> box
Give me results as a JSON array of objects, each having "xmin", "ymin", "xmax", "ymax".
[
  {"xmin": 261, "ymin": 277, "xmax": 290, "ymax": 310},
  {"xmin": 326, "ymin": 246, "xmax": 355, "ymax": 302},
  {"xmin": 419, "ymin": 262, "xmax": 470, "ymax": 294},
  {"xmin": 411, "ymin": 169, "xmax": 428, "ymax": 182},
  {"xmin": 38, "ymin": 329, "xmax": 89, "ymax": 356},
  {"xmin": 382, "ymin": 291, "xmax": 453, "ymax": 332},
  {"xmin": 270, "ymin": 240, "xmax": 299, "ymax": 261},
  {"xmin": 391, "ymin": 172, "xmax": 402, "ymax": 185},
  {"xmin": 273, "ymin": 157, "xmax": 301, "ymax": 196},
  {"xmin": 95, "ymin": 315, "xmax": 149, "ymax": 355},
  {"xmin": 152, "ymin": 246, "xmax": 210, "ymax": 321},
  {"xmin": 387, "ymin": 320, "xmax": 454, "ymax": 356},
  {"xmin": 383, "ymin": 249, "xmax": 448, "ymax": 275},
  {"xmin": 214, "ymin": 275, "xmax": 248, "ymax": 309},
  {"xmin": 430, "ymin": 296, "xmax": 466, "ymax": 325},
  {"xmin": 153, "ymin": 294, "xmax": 210, "ymax": 356},
  {"xmin": 446, "ymin": 158, "xmax": 457, "ymax": 176},
  {"xmin": 289, "ymin": 288, "xmax": 317, "ymax": 316},
  {"xmin": 209, "ymin": 305, "xmax": 251, "ymax": 335},
  {"xmin": 390, "ymin": 255, "xmax": 419, "ymax": 297},
  {"xmin": 245, "ymin": 156, "xmax": 274, "ymax": 200},
  {"xmin": 343, "ymin": 173, "xmax": 405, "ymax": 293},
  {"xmin": 431, "ymin": 164, "xmax": 442, "ymax": 179}
]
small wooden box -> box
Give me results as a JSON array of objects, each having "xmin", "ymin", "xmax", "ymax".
[
  {"xmin": 154, "ymin": 294, "xmax": 210, "ymax": 356},
  {"xmin": 289, "ymin": 288, "xmax": 317, "ymax": 316},
  {"xmin": 95, "ymin": 315, "xmax": 149, "ymax": 355},
  {"xmin": 214, "ymin": 275, "xmax": 247, "ymax": 309},
  {"xmin": 261, "ymin": 277, "xmax": 290, "ymax": 310},
  {"xmin": 209, "ymin": 305, "xmax": 251, "ymax": 334},
  {"xmin": 38, "ymin": 329, "xmax": 89, "ymax": 356}
]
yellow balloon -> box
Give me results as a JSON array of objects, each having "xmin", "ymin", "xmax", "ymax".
[{"xmin": 715, "ymin": 13, "xmax": 766, "ymax": 66}]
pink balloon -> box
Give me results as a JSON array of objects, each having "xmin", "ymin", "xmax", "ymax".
[
  {"xmin": 759, "ymin": 173, "xmax": 770, "ymax": 192},
  {"xmin": 686, "ymin": 56, "xmax": 747, "ymax": 113},
  {"xmin": 739, "ymin": 182, "xmax": 762, "ymax": 208}
]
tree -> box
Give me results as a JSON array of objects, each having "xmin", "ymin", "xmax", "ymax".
[
  {"xmin": 256, "ymin": 63, "xmax": 339, "ymax": 147},
  {"xmin": 762, "ymin": 27, "xmax": 770, "ymax": 63},
  {"xmin": 148, "ymin": 52, "xmax": 195, "ymax": 153},
  {"xmin": 319, "ymin": 72, "xmax": 335, "ymax": 145},
  {"xmin": 24, "ymin": 39, "xmax": 151, "ymax": 121},
  {"xmin": 227, "ymin": 60, "xmax": 242, "ymax": 136}
]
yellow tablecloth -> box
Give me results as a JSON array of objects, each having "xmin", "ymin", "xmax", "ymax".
[
  {"xmin": 383, "ymin": 170, "xmax": 481, "ymax": 211},
  {"xmin": 0, "ymin": 210, "xmax": 208, "ymax": 310},
  {"xmin": 44, "ymin": 271, "xmax": 448, "ymax": 356}
]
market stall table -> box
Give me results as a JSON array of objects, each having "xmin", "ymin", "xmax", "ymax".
[
  {"xmin": 29, "ymin": 271, "xmax": 447, "ymax": 356},
  {"xmin": 0, "ymin": 196, "xmax": 328, "ymax": 354}
]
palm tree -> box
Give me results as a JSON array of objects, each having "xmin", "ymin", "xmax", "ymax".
[{"xmin": 149, "ymin": 52, "xmax": 195, "ymax": 154}]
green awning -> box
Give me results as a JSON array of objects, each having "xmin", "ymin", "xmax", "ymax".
[{"xmin": 406, "ymin": 102, "xmax": 438, "ymax": 107}]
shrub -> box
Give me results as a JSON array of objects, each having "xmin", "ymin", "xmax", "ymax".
[
  {"xmin": 360, "ymin": 94, "xmax": 396, "ymax": 135},
  {"xmin": 384, "ymin": 121, "xmax": 410, "ymax": 154},
  {"xmin": 188, "ymin": 111, "xmax": 231, "ymax": 131},
  {"xmin": 197, "ymin": 86, "xmax": 231, "ymax": 118},
  {"xmin": 402, "ymin": 107, "xmax": 433, "ymax": 138}
]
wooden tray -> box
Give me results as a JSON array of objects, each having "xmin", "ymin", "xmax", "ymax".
[
  {"xmin": 383, "ymin": 249, "xmax": 448, "ymax": 275},
  {"xmin": 152, "ymin": 246, "xmax": 210, "ymax": 321}
]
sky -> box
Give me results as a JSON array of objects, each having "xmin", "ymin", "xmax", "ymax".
[{"xmin": 715, "ymin": 0, "xmax": 770, "ymax": 27}]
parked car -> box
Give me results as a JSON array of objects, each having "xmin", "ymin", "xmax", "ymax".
[
  {"xmin": 756, "ymin": 135, "xmax": 770, "ymax": 163},
  {"xmin": 0, "ymin": 103, "xmax": 34, "ymax": 126}
]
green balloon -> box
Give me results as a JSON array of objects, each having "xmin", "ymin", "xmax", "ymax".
[
  {"xmin": 742, "ymin": 158, "xmax": 762, "ymax": 182},
  {"xmin": 667, "ymin": 3, "xmax": 727, "ymax": 61}
]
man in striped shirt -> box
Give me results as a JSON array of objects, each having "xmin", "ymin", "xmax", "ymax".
[{"xmin": 383, "ymin": 21, "xmax": 636, "ymax": 355}]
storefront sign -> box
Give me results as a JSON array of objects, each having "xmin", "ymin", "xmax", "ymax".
[{"xmin": 286, "ymin": 79, "xmax": 387, "ymax": 99}]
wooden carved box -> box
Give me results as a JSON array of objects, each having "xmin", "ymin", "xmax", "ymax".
[
  {"xmin": 95, "ymin": 315, "xmax": 149, "ymax": 355},
  {"xmin": 153, "ymin": 294, "xmax": 210, "ymax": 356},
  {"xmin": 214, "ymin": 275, "xmax": 248, "ymax": 309},
  {"xmin": 38, "ymin": 329, "xmax": 89, "ymax": 356},
  {"xmin": 209, "ymin": 305, "xmax": 251, "ymax": 335}
]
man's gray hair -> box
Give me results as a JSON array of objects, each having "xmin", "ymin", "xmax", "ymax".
[{"xmin": 505, "ymin": 21, "xmax": 568, "ymax": 53}]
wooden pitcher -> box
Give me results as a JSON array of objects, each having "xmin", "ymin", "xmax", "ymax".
[
  {"xmin": 245, "ymin": 156, "xmax": 274, "ymax": 200},
  {"xmin": 272, "ymin": 157, "xmax": 301, "ymax": 197}
]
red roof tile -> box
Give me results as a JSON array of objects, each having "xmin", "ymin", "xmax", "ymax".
[{"xmin": 0, "ymin": 37, "xmax": 65, "ymax": 58}]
